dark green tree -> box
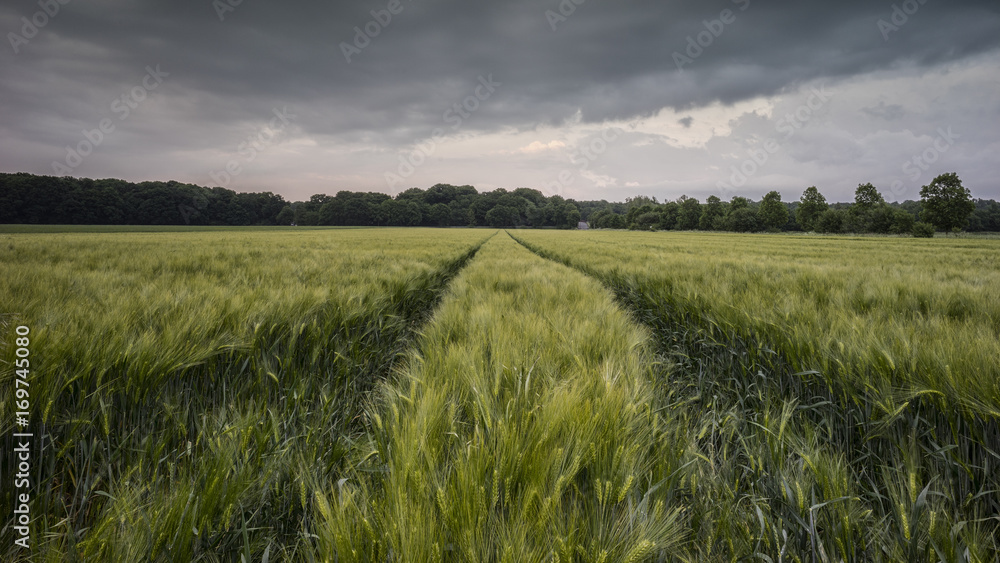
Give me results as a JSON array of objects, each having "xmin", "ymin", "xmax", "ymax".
[
  {"xmin": 889, "ymin": 208, "xmax": 915, "ymax": 235},
  {"xmin": 428, "ymin": 203, "xmax": 451, "ymax": 226},
  {"xmin": 759, "ymin": 191, "xmax": 789, "ymax": 231},
  {"xmin": 912, "ymin": 222, "xmax": 936, "ymax": 238},
  {"xmin": 846, "ymin": 183, "xmax": 887, "ymax": 232},
  {"xmin": 866, "ymin": 204, "xmax": 896, "ymax": 234},
  {"xmin": 564, "ymin": 205, "xmax": 582, "ymax": 228},
  {"xmin": 676, "ymin": 196, "xmax": 701, "ymax": 230},
  {"xmin": 729, "ymin": 196, "xmax": 750, "ymax": 212},
  {"xmin": 276, "ymin": 205, "xmax": 294, "ymax": 225},
  {"xmin": 626, "ymin": 204, "xmax": 656, "ymax": 230},
  {"xmin": 699, "ymin": 195, "xmax": 725, "ymax": 230},
  {"xmin": 588, "ymin": 209, "xmax": 609, "ymax": 228},
  {"xmin": 485, "ymin": 205, "xmax": 519, "ymax": 228},
  {"xmin": 815, "ymin": 208, "xmax": 845, "ymax": 234},
  {"xmin": 604, "ymin": 213, "xmax": 626, "ymax": 229},
  {"xmin": 719, "ymin": 197, "xmax": 756, "ymax": 231},
  {"xmin": 968, "ymin": 200, "xmax": 1000, "ymax": 232},
  {"xmin": 796, "ymin": 187, "xmax": 828, "ymax": 231},
  {"xmin": 634, "ymin": 211, "xmax": 660, "ymax": 231},
  {"xmin": 725, "ymin": 207, "xmax": 762, "ymax": 233},
  {"xmin": 624, "ymin": 195, "xmax": 658, "ymax": 210},
  {"xmin": 919, "ymin": 173, "xmax": 975, "ymax": 233},
  {"xmin": 853, "ymin": 183, "xmax": 885, "ymax": 210},
  {"xmin": 659, "ymin": 201, "xmax": 680, "ymax": 230},
  {"xmin": 296, "ymin": 209, "xmax": 320, "ymax": 226}
]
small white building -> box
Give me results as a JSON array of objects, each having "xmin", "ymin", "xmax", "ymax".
[{"xmin": 578, "ymin": 221, "xmax": 590, "ymax": 230}]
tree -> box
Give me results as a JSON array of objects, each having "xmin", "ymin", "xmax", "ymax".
[
  {"xmin": 720, "ymin": 197, "xmax": 758, "ymax": 232},
  {"xmin": 759, "ymin": 191, "xmax": 789, "ymax": 231},
  {"xmin": 309, "ymin": 193, "xmax": 333, "ymax": 206},
  {"xmin": 428, "ymin": 203, "xmax": 451, "ymax": 226},
  {"xmin": 400, "ymin": 201, "xmax": 423, "ymax": 226},
  {"xmin": 624, "ymin": 195, "xmax": 658, "ymax": 210},
  {"xmin": 814, "ymin": 208, "xmax": 844, "ymax": 234},
  {"xmin": 563, "ymin": 204, "xmax": 582, "ymax": 229},
  {"xmin": 485, "ymin": 205, "xmax": 519, "ymax": 228},
  {"xmin": 729, "ymin": 196, "xmax": 750, "ymax": 212},
  {"xmin": 676, "ymin": 196, "xmax": 701, "ymax": 230},
  {"xmin": 726, "ymin": 207, "xmax": 762, "ymax": 232},
  {"xmin": 912, "ymin": 222, "xmax": 936, "ymax": 238},
  {"xmin": 866, "ymin": 204, "xmax": 895, "ymax": 234},
  {"xmin": 796, "ymin": 187, "xmax": 828, "ymax": 231},
  {"xmin": 512, "ymin": 187, "xmax": 547, "ymax": 207},
  {"xmin": 634, "ymin": 211, "xmax": 660, "ymax": 231},
  {"xmin": 968, "ymin": 200, "xmax": 1000, "ymax": 232},
  {"xmin": 658, "ymin": 201, "xmax": 679, "ymax": 230},
  {"xmin": 847, "ymin": 183, "xmax": 887, "ymax": 233},
  {"xmin": 588, "ymin": 209, "xmax": 609, "ymax": 228},
  {"xmin": 317, "ymin": 200, "xmax": 342, "ymax": 225},
  {"xmin": 919, "ymin": 173, "xmax": 975, "ymax": 233},
  {"xmin": 603, "ymin": 213, "xmax": 626, "ymax": 229},
  {"xmin": 276, "ymin": 205, "xmax": 294, "ymax": 225},
  {"xmin": 853, "ymin": 183, "xmax": 885, "ymax": 211},
  {"xmin": 889, "ymin": 209, "xmax": 915, "ymax": 235},
  {"xmin": 699, "ymin": 195, "xmax": 725, "ymax": 230},
  {"xmin": 296, "ymin": 209, "xmax": 320, "ymax": 226},
  {"xmin": 380, "ymin": 199, "xmax": 422, "ymax": 226}
]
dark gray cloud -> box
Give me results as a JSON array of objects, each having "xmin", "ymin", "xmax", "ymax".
[{"xmin": 1, "ymin": 0, "xmax": 998, "ymax": 200}]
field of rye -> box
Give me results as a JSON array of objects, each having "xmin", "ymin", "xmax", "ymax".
[
  {"xmin": 512, "ymin": 230, "xmax": 1000, "ymax": 561},
  {"xmin": 1, "ymin": 227, "xmax": 998, "ymax": 561},
  {"xmin": 0, "ymin": 228, "xmax": 488, "ymax": 560}
]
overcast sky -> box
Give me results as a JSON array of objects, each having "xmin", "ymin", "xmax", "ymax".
[{"xmin": 2, "ymin": 0, "xmax": 998, "ymax": 203}]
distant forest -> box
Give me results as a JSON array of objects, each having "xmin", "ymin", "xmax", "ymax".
[{"xmin": 2, "ymin": 172, "xmax": 999, "ymax": 233}]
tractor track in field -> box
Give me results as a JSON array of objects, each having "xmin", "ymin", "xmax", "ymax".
[
  {"xmin": 507, "ymin": 230, "xmax": 1000, "ymax": 561},
  {"xmin": 316, "ymin": 231, "xmax": 688, "ymax": 560}
]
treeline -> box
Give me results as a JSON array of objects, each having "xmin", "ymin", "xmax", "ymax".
[
  {"xmin": 2, "ymin": 172, "xmax": 998, "ymax": 233},
  {"xmin": 600, "ymin": 175, "xmax": 1000, "ymax": 235},
  {"xmin": 295, "ymin": 185, "xmax": 590, "ymax": 229},
  {"xmin": 0, "ymin": 174, "xmax": 287, "ymax": 226},
  {"xmin": 0, "ymin": 173, "xmax": 594, "ymax": 228}
]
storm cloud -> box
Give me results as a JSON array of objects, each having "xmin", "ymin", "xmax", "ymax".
[{"xmin": 2, "ymin": 0, "xmax": 998, "ymax": 202}]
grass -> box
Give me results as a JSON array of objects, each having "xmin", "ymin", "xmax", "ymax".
[
  {"xmin": 315, "ymin": 233, "xmax": 685, "ymax": 561},
  {"xmin": 0, "ymin": 228, "xmax": 488, "ymax": 560},
  {"xmin": 513, "ymin": 230, "xmax": 1000, "ymax": 418},
  {"xmin": 512, "ymin": 229, "xmax": 1000, "ymax": 561},
  {"xmin": 0, "ymin": 225, "xmax": 322, "ymax": 233},
  {"xmin": 2, "ymin": 227, "xmax": 997, "ymax": 561}
]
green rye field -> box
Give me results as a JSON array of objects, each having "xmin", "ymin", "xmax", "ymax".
[{"xmin": 1, "ymin": 227, "xmax": 998, "ymax": 561}]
